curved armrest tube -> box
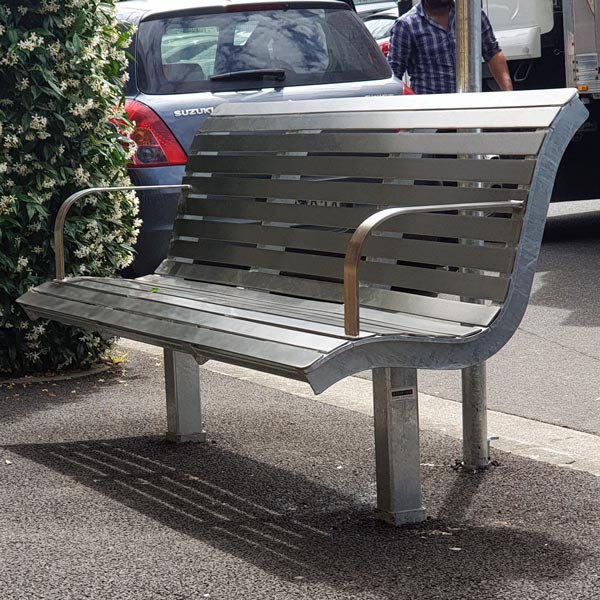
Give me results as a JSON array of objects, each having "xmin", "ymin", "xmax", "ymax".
[
  {"xmin": 342, "ymin": 200, "xmax": 524, "ymax": 337},
  {"xmin": 54, "ymin": 184, "xmax": 191, "ymax": 280}
]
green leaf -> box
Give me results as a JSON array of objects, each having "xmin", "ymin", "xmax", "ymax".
[{"xmin": 45, "ymin": 78, "xmax": 65, "ymax": 98}]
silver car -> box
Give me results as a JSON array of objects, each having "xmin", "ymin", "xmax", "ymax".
[{"xmin": 117, "ymin": 0, "xmax": 409, "ymax": 275}]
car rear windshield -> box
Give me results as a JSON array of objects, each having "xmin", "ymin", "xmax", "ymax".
[{"xmin": 135, "ymin": 7, "xmax": 391, "ymax": 94}]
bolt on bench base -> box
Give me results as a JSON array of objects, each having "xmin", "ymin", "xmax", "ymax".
[
  {"xmin": 373, "ymin": 367, "xmax": 426, "ymax": 525},
  {"xmin": 164, "ymin": 349, "xmax": 206, "ymax": 444}
]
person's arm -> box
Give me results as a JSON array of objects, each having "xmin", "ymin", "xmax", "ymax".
[
  {"xmin": 487, "ymin": 50, "xmax": 513, "ymax": 91},
  {"xmin": 387, "ymin": 19, "xmax": 411, "ymax": 82},
  {"xmin": 481, "ymin": 11, "xmax": 513, "ymax": 91}
]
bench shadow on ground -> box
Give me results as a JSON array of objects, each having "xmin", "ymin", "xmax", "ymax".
[
  {"xmin": 7, "ymin": 436, "xmax": 583, "ymax": 599},
  {"xmin": 528, "ymin": 209, "xmax": 600, "ymax": 327}
]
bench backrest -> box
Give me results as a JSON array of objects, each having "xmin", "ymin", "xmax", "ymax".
[{"xmin": 156, "ymin": 90, "xmax": 587, "ymax": 330}]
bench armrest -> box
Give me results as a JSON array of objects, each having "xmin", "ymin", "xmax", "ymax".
[
  {"xmin": 342, "ymin": 200, "xmax": 525, "ymax": 337},
  {"xmin": 54, "ymin": 184, "xmax": 191, "ymax": 280}
]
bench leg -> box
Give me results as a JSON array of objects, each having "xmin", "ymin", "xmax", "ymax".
[
  {"xmin": 164, "ymin": 349, "xmax": 206, "ymax": 443},
  {"xmin": 372, "ymin": 367, "xmax": 426, "ymax": 525},
  {"xmin": 462, "ymin": 364, "xmax": 490, "ymax": 469}
]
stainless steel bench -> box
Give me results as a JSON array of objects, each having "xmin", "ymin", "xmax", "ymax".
[{"xmin": 17, "ymin": 89, "xmax": 587, "ymax": 525}]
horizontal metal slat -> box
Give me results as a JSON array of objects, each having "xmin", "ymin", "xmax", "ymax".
[
  {"xmin": 201, "ymin": 107, "xmax": 560, "ymax": 132},
  {"xmin": 209, "ymin": 89, "xmax": 577, "ymax": 116},
  {"xmin": 38, "ymin": 281, "xmax": 347, "ymax": 352},
  {"xmin": 185, "ymin": 175, "xmax": 527, "ymax": 207},
  {"xmin": 177, "ymin": 198, "xmax": 521, "ymax": 244},
  {"xmin": 151, "ymin": 264, "xmax": 500, "ymax": 327},
  {"xmin": 190, "ymin": 131, "xmax": 546, "ymax": 157},
  {"xmin": 68, "ymin": 278, "xmax": 361, "ymax": 334},
  {"xmin": 67, "ymin": 278, "xmax": 481, "ymax": 338},
  {"xmin": 187, "ymin": 155, "xmax": 536, "ymax": 186},
  {"xmin": 174, "ymin": 221, "xmax": 516, "ymax": 273},
  {"xmin": 168, "ymin": 242, "xmax": 509, "ymax": 302},
  {"xmin": 19, "ymin": 287, "xmax": 328, "ymax": 372}
]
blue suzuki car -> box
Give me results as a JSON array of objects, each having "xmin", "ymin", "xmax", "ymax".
[{"xmin": 117, "ymin": 0, "xmax": 410, "ymax": 275}]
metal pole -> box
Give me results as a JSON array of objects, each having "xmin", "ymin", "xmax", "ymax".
[
  {"xmin": 455, "ymin": 0, "xmax": 490, "ymax": 469},
  {"xmin": 455, "ymin": 0, "xmax": 482, "ymax": 94}
]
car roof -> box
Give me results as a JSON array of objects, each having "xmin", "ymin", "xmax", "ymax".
[
  {"xmin": 354, "ymin": 0, "xmax": 396, "ymax": 16},
  {"xmin": 116, "ymin": 0, "xmax": 354, "ymax": 24}
]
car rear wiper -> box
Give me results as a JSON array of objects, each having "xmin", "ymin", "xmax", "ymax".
[{"xmin": 210, "ymin": 69, "xmax": 286, "ymax": 82}]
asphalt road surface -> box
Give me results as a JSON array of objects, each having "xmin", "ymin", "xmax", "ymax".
[{"xmin": 416, "ymin": 200, "xmax": 600, "ymax": 435}]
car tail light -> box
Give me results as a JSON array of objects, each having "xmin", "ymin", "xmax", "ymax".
[
  {"xmin": 124, "ymin": 99, "xmax": 187, "ymax": 168},
  {"xmin": 379, "ymin": 40, "xmax": 390, "ymax": 57},
  {"xmin": 402, "ymin": 82, "xmax": 415, "ymax": 95}
]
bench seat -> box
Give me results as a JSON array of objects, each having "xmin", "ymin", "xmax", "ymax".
[{"xmin": 20, "ymin": 274, "xmax": 487, "ymax": 389}]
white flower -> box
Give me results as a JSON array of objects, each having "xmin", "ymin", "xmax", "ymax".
[
  {"xmin": 48, "ymin": 42, "xmax": 62, "ymax": 58},
  {"xmin": 0, "ymin": 53, "xmax": 17, "ymax": 67},
  {"xmin": 17, "ymin": 33, "xmax": 43, "ymax": 52},
  {"xmin": 16, "ymin": 256, "xmax": 29, "ymax": 272},
  {"xmin": 41, "ymin": 0, "xmax": 60, "ymax": 13},
  {"xmin": 70, "ymin": 98, "xmax": 95, "ymax": 117},
  {"xmin": 29, "ymin": 114, "xmax": 50, "ymax": 139},
  {"xmin": 30, "ymin": 114, "xmax": 48, "ymax": 131},
  {"xmin": 73, "ymin": 166, "xmax": 89, "ymax": 185},
  {"xmin": 3, "ymin": 134, "xmax": 19, "ymax": 149},
  {"xmin": 0, "ymin": 194, "xmax": 16, "ymax": 215}
]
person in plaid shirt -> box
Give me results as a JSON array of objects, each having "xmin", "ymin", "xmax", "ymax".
[{"xmin": 388, "ymin": 0, "xmax": 512, "ymax": 95}]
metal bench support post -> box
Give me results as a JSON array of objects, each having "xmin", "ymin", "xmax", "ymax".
[
  {"xmin": 164, "ymin": 349, "xmax": 206, "ymax": 443},
  {"xmin": 462, "ymin": 364, "xmax": 489, "ymax": 468},
  {"xmin": 372, "ymin": 367, "xmax": 426, "ymax": 525}
]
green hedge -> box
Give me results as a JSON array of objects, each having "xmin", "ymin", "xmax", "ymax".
[{"xmin": 0, "ymin": 1, "xmax": 139, "ymax": 376}]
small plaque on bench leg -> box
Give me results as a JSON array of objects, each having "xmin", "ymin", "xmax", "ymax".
[
  {"xmin": 164, "ymin": 349, "xmax": 206, "ymax": 443},
  {"xmin": 372, "ymin": 367, "xmax": 426, "ymax": 525}
]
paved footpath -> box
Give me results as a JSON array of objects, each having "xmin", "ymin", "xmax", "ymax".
[{"xmin": 1, "ymin": 341, "xmax": 600, "ymax": 600}]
